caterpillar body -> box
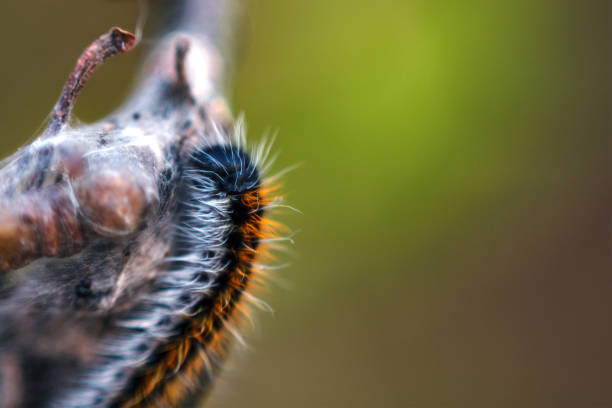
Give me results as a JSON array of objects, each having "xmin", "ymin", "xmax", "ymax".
[{"xmin": 56, "ymin": 127, "xmax": 283, "ymax": 408}]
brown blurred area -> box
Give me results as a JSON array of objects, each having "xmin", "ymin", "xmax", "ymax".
[{"xmin": 0, "ymin": 1, "xmax": 610, "ymax": 407}]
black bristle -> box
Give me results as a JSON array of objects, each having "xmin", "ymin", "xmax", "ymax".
[{"xmin": 189, "ymin": 145, "xmax": 259, "ymax": 195}]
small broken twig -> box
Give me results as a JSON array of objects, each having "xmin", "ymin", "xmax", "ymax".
[{"xmin": 47, "ymin": 27, "xmax": 136, "ymax": 136}]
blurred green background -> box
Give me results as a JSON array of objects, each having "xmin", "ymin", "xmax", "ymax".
[{"xmin": 0, "ymin": 1, "xmax": 610, "ymax": 407}]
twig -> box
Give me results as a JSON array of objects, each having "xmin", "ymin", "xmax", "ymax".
[{"xmin": 46, "ymin": 27, "xmax": 136, "ymax": 136}]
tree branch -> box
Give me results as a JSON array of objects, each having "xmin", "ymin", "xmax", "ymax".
[{"xmin": 0, "ymin": 1, "xmax": 250, "ymax": 407}]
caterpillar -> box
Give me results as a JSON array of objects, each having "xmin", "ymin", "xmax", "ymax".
[{"xmin": 55, "ymin": 125, "xmax": 284, "ymax": 408}]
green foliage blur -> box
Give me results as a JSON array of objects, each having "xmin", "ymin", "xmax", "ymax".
[{"xmin": 0, "ymin": 1, "xmax": 609, "ymax": 407}]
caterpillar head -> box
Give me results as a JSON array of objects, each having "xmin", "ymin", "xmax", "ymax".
[{"xmin": 190, "ymin": 145, "xmax": 260, "ymax": 195}]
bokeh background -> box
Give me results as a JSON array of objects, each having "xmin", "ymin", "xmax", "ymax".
[{"xmin": 0, "ymin": 1, "xmax": 610, "ymax": 407}]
